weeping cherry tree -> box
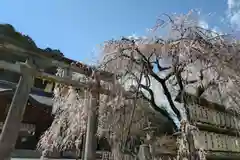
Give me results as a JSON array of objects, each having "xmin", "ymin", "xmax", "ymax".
[{"xmin": 38, "ymin": 11, "xmax": 240, "ymax": 160}]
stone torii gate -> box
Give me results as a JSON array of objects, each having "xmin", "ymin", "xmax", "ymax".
[{"xmin": 0, "ymin": 32, "xmax": 120, "ymax": 159}]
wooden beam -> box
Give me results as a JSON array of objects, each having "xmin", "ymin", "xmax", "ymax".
[
  {"xmin": 0, "ymin": 45, "xmax": 114, "ymax": 82},
  {"xmin": 0, "ymin": 60, "xmax": 91, "ymax": 86},
  {"xmin": 175, "ymin": 92, "xmax": 240, "ymax": 117},
  {"xmin": 196, "ymin": 122, "xmax": 240, "ymax": 136},
  {"xmin": 0, "ymin": 60, "xmax": 131, "ymax": 98},
  {"xmin": 0, "ymin": 60, "xmax": 34, "ymax": 159},
  {"xmin": 206, "ymin": 151, "xmax": 240, "ymax": 160},
  {"xmin": 0, "ymin": 122, "xmax": 35, "ymax": 133}
]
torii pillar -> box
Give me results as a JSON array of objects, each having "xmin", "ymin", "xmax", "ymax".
[{"xmin": 0, "ymin": 60, "xmax": 34, "ymax": 160}]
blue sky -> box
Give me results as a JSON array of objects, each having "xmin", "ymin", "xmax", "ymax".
[{"xmin": 0, "ymin": 0, "xmax": 236, "ymax": 63}]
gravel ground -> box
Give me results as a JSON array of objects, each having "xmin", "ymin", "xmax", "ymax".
[{"xmin": 12, "ymin": 159, "xmax": 73, "ymax": 160}]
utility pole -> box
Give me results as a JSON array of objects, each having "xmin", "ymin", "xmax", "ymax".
[
  {"xmin": 0, "ymin": 60, "xmax": 34, "ymax": 160},
  {"xmin": 84, "ymin": 72, "xmax": 100, "ymax": 160}
]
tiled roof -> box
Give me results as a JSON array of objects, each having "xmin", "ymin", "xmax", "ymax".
[
  {"xmin": 0, "ymin": 80, "xmax": 53, "ymax": 107},
  {"xmin": 29, "ymin": 94, "xmax": 53, "ymax": 106}
]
